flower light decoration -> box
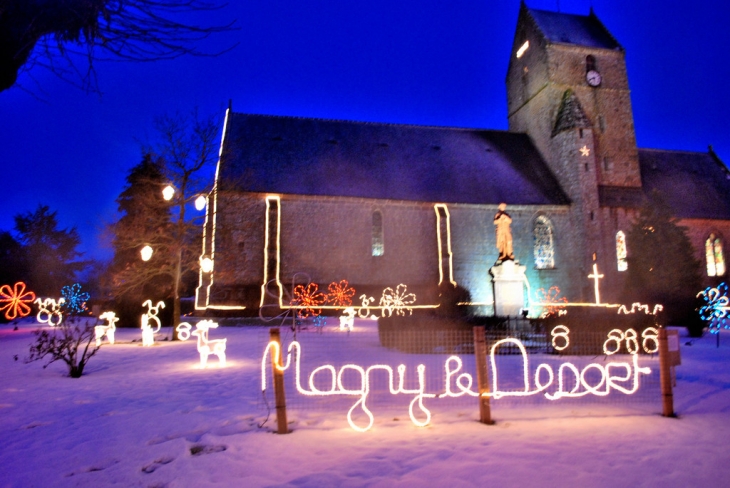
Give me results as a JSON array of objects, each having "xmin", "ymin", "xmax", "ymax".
[
  {"xmin": 379, "ymin": 284, "xmax": 417, "ymax": 317},
  {"xmin": 95, "ymin": 311, "xmax": 119, "ymax": 346},
  {"xmin": 0, "ymin": 282, "xmax": 36, "ymax": 320},
  {"xmin": 339, "ymin": 307, "xmax": 356, "ymax": 331},
  {"xmin": 191, "ymin": 320, "xmax": 227, "ymax": 368},
  {"xmin": 327, "ymin": 280, "xmax": 356, "ymax": 307},
  {"xmin": 697, "ymin": 283, "xmax": 730, "ymax": 334},
  {"xmin": 535, "ymin": 286, "xmax": 568, "ymax": 317},
  {"xmin": 313, "ymin": 315, "xmax": 327, "ymax": 328},
  {"xmin": 60, "ymin": 283, "xmax": 90, "ymax": 314},
  {"xmin": 291, "ymin": 283, "xmax": 326, "ymax": 318},
  {"xmin": 35, "ymin": 297, "xmax": 65, "ymax": 326},
  {"xmin": 140, "ymin": 300, "xmax": 165, "ymax": 346}
]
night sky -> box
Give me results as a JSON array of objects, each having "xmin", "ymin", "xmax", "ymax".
[{"xmin": 1, "ymin": 0, "xmax": 728, "ymax": 261}]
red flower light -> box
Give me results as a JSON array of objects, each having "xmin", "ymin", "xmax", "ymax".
[
  {"xmin": 327, "ymin": 280, "xmax": 356, "ymax": 307},
  {"xmin": 291, "ymin": 283, "xmax": 326, "ymax": 318},
  {"xmin": 536, "ymin": 286, "xmax": 568, "ymax": 317},
  {"xmin": 0, "ymin": 282, "xmax": 37, "ymax": 320}
]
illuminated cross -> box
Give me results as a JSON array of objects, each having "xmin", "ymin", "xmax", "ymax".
[
  {"xmin": 579, "ymin": 145, "xmax": 591, "ymax": 156},
  {"xmin": 588, "ymin": 263, "xmax": 604, "ymax": 304}
]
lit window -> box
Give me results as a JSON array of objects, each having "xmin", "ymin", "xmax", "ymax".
[
  {"xmin": 706, "ymin": 233, "xmax": 726, "ymax": 276},
  {"xmin": 372, "ymin": 210, "xmax": 384, "ymax": 257},
  {"xmin": 516, "ymin": 40, "xmax": 529, "ymax": 58},
  {"xmin": 533, "ymin": 216, "xmax": 555, "ymax": 269},
  {"xmin": 616, "ymin": 231, "xmax": 628, "ymax": 271}
]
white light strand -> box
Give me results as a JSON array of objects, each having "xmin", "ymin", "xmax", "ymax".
[
  {"xmin": 35, "ymin": 297, "xmax": 65, "ymax": 326},
  {"xmin": 261, "ymin": 337, "xmax": 652, "ymax": 431},
  {"xmin": 191, "ymin": 320, "xmax": 227, "ymax": 368},
  {"xmin": 551, "ymin": 325, "xmax": 570, "ymax": 351},
  {"xmin": 95, "ymin": 311, "xmax": 118, "ymax": 346}
]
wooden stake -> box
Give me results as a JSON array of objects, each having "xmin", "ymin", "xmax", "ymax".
[
  {"xmin": 473, "ymin": 326, "xmax": 493, "ymax": 424},
  {"xmin": 658, "ymin": 327, "xmax": 675, "ymax": 417},
  {"xmin": 270, "ymin": 328, "xmax": 289, "ymax": 433}
]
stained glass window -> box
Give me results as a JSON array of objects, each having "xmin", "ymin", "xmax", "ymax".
[
  {"xmin": 706, "ymin": 233, "xmax": 725, "ymax": 276},
  {"xmin": 616, "ymin": 231, "xmax": 628, "ymax": 272},
  {"xmin": 372, "ymin": 210, "xmax": 384, "ymax": 257},
  {"xmin": 533, "ymin": 216, "xmax": 554, "ymax": 269}
]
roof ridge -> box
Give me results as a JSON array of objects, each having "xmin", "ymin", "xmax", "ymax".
[{"xmin": 229, "ymin": 111, "xmax": 515, "ymax": 134}]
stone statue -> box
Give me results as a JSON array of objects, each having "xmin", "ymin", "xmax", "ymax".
[{"xmin": 494, "ymin": 203, "xmax": 514, "ymax": 262}]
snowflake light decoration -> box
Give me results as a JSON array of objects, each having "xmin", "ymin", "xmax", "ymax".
[
  {"xmin": 60, "ymin": 283, "xmax": 90, "ymax": 314},
  {"xmin": 535, "ymin": 286, "xmax": 568, "ymax": 318},
  {"xmin": 327, "ymin": 280, "xmax": 356, "ymax": 307},
  {"xmin": 313, "ymin": 315, "xmax": 327, "ymax": 328},
  {"xmin": 379, "ymin": 284, "xmax": 417, "ymax": 317},
  {"xmin": 0, "ymin": 282, "xmax": 36, "ymax": 320},
  {"xmin": 698, "ymin": 283, "xmax": 730, "ymax": 334},
  {"xmin": 291, "ymin": 283, "xmax": 326, "ymax": 318}
]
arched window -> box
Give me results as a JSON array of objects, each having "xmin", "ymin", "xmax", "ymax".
[
  {"xmin": 372, "ymin": 210, "xmax": 384, "ymax": 257},
  {"xmin": 616, "ymin": 231, "xmax": 628, "ymax": 271},
  {"xmin": 533, "ymin": 215, "xmax": 555, "ymax": 269},
  {"xmin": 586, "ymin": 55, "xmax": 596, "ymax": 72},
  {"xmin": 706, "ymin": 233, "xmax": 725, "ymax": 276}
]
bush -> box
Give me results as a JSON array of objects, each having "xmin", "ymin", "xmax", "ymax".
[{"xmin": 26, "ymin": 318, "xmax": 101, "ymax": 378}]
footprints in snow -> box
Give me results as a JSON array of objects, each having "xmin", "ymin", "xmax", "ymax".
[
  {"xmin": 141, "ymin": 456, "xmax": 175, "ymax": 474},
  {"xmin": 140, "ymin": 444, "xmax": 227, "ymax": 474}
]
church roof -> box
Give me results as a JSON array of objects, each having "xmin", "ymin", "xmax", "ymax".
[
  {"xmin": 639, "ymin": 148, "xmax": 730, "ymax": 220},
  {"xmin": 527, "ymin": 7, "xmax": 622, "ymax": 50},
  {"xmin": 217, "ymin": 112, "xmax": 570, "ymax": 206}
]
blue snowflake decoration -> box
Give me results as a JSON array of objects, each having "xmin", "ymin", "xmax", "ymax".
[
  {"xmin": 698, "ymin": 283, "xmax": 730, "ymax": 334},
  {"xmin": 313, "ymin": 315, "xmax": 327, "ymax": 328},
  {"xmin": 60, "ymin": 283, "xmax": 90, "ymax": 314}
]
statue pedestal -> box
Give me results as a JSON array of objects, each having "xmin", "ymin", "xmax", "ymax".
[{"xmin": 490, "ymin": 260, "xmax": 527, "ymax": 317}]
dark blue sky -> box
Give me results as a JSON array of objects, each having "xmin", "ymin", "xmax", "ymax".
[{"xmin": 1, "ymin": 0, "xmax": 728, "ymax": 260}]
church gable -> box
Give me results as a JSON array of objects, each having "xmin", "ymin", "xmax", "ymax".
[{"xmin": 217, "ymin": 112, "xmax": 569, "ymax": 206}]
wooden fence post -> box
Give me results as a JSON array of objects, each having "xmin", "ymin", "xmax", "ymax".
[
  {"xmin": 270, "ymin": 328, "xmax": 290, "ymax": 433},
  {"xmin": 658, "ymin": 327, "xmax": 675, "ymax": 417},
  {"xmin": 473, "ymin": 326, "xmax": 493, "ymax": 424}
]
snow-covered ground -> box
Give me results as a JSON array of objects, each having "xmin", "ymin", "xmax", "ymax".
[{"xmin": 1, "ymin": 318, "xmax": 729, "ymax": 487}]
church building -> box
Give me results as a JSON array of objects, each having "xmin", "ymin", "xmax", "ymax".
[{"xmin": 194, "ymin": 4, "xmax": 730, "ymax": 316}]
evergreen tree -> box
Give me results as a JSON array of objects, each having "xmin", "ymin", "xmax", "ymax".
[
  {"xmin": 13, "ymin": 205, "xmax": 85, "ymax": 296},
  {"xmin": 0, "ymin": 230, "xmax": 27, "ymax": 286},
  {"xmin": 622, "ymin": 192, "xmax": 702, "ymax": 325},
  {"xmin": 109, "ymin": 154, "xmax": 175, "ymax": 303}
]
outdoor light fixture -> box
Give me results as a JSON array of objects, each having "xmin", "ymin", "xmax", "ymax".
[
  {"xmin": 194, "ymin": 195, "xmax": 207, "ymax": 211},
  {"xmin": 162, "ymin": 185, "xmax": 175, "ymax": 201},
  {"xmin": 200, "ymin": 256, "xmax": 214, "ymax": 273},
  {"xmin": 140, "ymin": 245, "xmax": 153, "ymax": 261}
]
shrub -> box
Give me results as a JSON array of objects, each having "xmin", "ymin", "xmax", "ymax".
[{"xmin": 26, "ymin": 318, "xmax": 101, "ymax": 378}]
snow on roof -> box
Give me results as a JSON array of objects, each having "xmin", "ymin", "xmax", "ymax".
[{"xmin": 217, "ymin": 113, "xmax": 569, "ymax": 206}]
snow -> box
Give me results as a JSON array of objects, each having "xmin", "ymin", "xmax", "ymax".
[{"xmin": 1, "ymin": 319, "xmax": 730, "ymax": 487}]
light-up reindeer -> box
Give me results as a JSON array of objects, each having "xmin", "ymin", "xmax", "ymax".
[
  {"xmin": 141, "ymin": 300, "xmax": 165, "ymax": 346},
  {"xmin": 339, "ymin": 307, "xmax": 356, "ymax": 331},
  {"xmin": 95, "ymin": 311, "xmax": 119, "ymax": 346},
  {"xmin": 191, "ymin": 320, "xmax": 227, "ymax": 368}
]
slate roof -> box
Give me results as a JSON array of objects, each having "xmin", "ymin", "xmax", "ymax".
[
  {"xmin": 217, "ymin": 113, "xmax": 570, "ymax": 206},
  {"xmin": 527, "ymin": 7, "xmax": 622, "ymax": 50},
  {"xmin": 552, "ymin": 90, "xmax": 592, "ymax": 137},
  {"xmin": 639, "ymin": 148, "xmax": 730, "ymax": 220}
]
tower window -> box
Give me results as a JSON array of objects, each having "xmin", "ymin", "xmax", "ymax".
[
  {"xmin": 706, "ymin": 233, "xmax": 725, "ymax": 276},
  {"xmin": 598, "ymin": 115, "xmax": 606, "ymax": 133},
  {"xmin": 616, "ymin": 231, "xmax": 628, "ymax": 271},
  {"xmin": 372, "ymin": 210, "xmax": 384, "ymax": 257},
  {"xmin": 533, "ymin": 215, "xmax": 555, "ymax": 269},
  {"xmin": 586, "ymin": 55, "xmax": 596, "ymax": 72}
]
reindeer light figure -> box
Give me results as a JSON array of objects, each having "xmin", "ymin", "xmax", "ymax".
[
  {"xmin": 339, "ymin": 307, "xmax": 356, "ymax": 331},
  {"xmin": 95, "ymin": 311, "xmax": 119, "ymax": 346},
  {"xmin": 140, "ymin": 300, "xmax": 165, "ymax": 346},
  {"xmin": 191, "ymin": 320, "xmax": 227, "ymax": 368}
]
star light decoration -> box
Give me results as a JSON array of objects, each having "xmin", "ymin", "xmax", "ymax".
[
  {"xmin": 535, "ymin": 286, "xmax": 568, "ymax": 318},
  {"xmin": 291, "ymin": 283, "xmax": 327, "ymax": 318},
  {"xmin": 327, "ymin": 280, "xmax": 356, "ymax": 307},
  {"xmin": 0, "ymin": 282, "xmax": 36, "ymax": 320},
  {"xmin": 60, "ymin": 283, "xmax": 90, "ymax": 314},
  {"xmin": 379, "ymin": 284, "xmax": 417, "ymax": 316},
  {"xmin": 698, "ymin": 283, "xmax": 730, "ymax": 334}
]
